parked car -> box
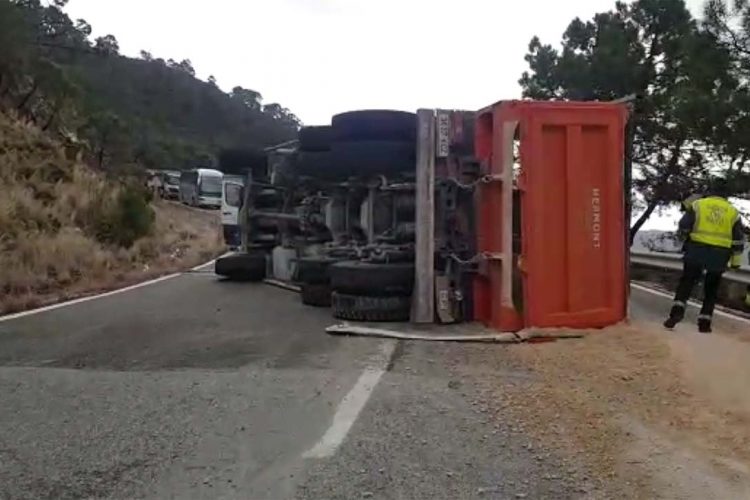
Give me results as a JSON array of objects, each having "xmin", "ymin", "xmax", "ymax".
[{"xmin": 162, "ymin": 171, "xmax": 181, "ymax": 200}]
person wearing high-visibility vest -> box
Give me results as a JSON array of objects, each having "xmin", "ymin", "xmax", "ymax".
[{"xmin": 664, "ymin": 186, "xmax": 746, "ymax": 333}]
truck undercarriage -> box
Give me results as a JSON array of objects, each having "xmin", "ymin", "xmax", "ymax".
[
  {"xmin": 217, "ymin": 109, "xmax": 473, "ymax": 322},
  {"xmin": 216, "ymin": 101, "xmax": 629, "ymax": 331}
]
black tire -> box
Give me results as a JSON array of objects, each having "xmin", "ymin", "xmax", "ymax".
[
  {"xmin": 331, "ymin": 292, "xmax": 411, "ymax": 322},
  {"xmin": 297, "ymin": 257, "xmax": 339, "ymax": 284},
  {"xmin": 332, "ymin": 110, "xmax": 416, "ymax": 142},
  {"xmin": 301, "ymin": 283, "xmax": 332, "ymax": 307},
  {"xmin": 298, "ymin": 126, "xmax": 332, "ymax": 152},
  {"xmin": 330, "ymin": 140, "xmax": 415, "ymax": 177},
  {"xmin": 253, "ymin": 188, "xmax": 282, "ymax": 210},
  {"xmin": 218, "ymin": 148, "xmax": 267, "ymax": 174},
  {"xmin": 215, "ymin": 252, "xmax": 266, "ymax": 281},
  {"xmin": 296, "ymin": 151, "xmax": 333, "ymax": 177},
  {"xmin": 329, "ymin": 261, "xmax": 414, "ymax": 296}
]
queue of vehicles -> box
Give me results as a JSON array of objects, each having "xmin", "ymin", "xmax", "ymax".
[
  {"xmin": 145, "ymin": 166, "xmax": 246, "ymax": 254},
  {"xmin": 147, "ymin": 168, "xmax": 224, "ymax": 209}
]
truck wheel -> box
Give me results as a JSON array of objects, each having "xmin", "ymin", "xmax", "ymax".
[
  {"xmin": 301, "ymin": 283, "xmax": 332, "ymax": 307},
  {"xmin": 218, "ymin": 148, "xmax": 267, "ymax": 174},
  {"xmin": 332, "ymin": 110, "xmax": 416, "ymax": 142},
  {"xmin": 296, "ymin": 151, "xmax": 333, "ymax": 177},
  {"xmin": 298, "ymin": 126, "xmax": 332, "ymax": 152},
  {"xmin": 329, "ymin": 261, "xmax": 414, "ymax": 296},
  {"xmin": 330, "ymin": 140, "xmax": 415, "ymax": 177},
  {"xmin": 331, "ymin": 292, "xmax": 411, "ymax": 322},
  {"xmin": 215, "ymin": 252, "xmax": 266, "ymax": 282},
  {"xmin": 297, "ymin": 257, "xmax": 339, "ymax": 284}
]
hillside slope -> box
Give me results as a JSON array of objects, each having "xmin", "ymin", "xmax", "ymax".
[
  {"xmin": 1, "ymin": 0, "xmax": 299, "ymax": 171},
  {"xmin": 0, "ymin": 111, "xmax": 224, "ymax": 314},
  {"xmin": 70, "ymin": 54, "xmax": 300, "ymax": 169}
]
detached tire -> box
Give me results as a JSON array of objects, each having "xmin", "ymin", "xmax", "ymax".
[
  {"xmin": 330, "ymin": 261, "xmax": 414, "ymax": 296},
  {"xmin": 215, "ymin": 252, "xmax": 266, "ymax": 282},
  {"xmin": 298, "ymin": 126, "xmax": 332, "ymax": 151},
  {"xmin": 332, "ymin": 110, "xmax": 416, "ymax": 142},
  {"xmin": 301, "ymin": 283, "xmax": 332, "ymax": 307},
  {"xmin": 331, "ymin": 292, "xmax": 411, "ymax": 322},
  {"xmin": 330, "ymin": 141, "xmax": 415, "ymax": 177}
]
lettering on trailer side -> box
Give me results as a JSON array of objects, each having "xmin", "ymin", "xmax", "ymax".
[
  {"xmin": 592, "ymin": 188, "xmax": 602, "ymax": 249},
  {"xmin": 437, "ymin": 112, "xmax": 450, "ymax": 158}
]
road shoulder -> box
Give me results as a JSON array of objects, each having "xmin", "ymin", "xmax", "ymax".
[{"xmin": 450, "ymin": 292, "xmax": 750, "ymax": 498}]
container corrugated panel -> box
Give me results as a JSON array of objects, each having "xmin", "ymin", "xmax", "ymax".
[{"xmin": 520, "ymin": 103, "xmax": 627, "ymax": 328}]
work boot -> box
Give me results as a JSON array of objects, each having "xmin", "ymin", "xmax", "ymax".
[
  {"xmin": 698, "ymin": 317, "xmax": 712, "ymax": 334},
  {"xmin": 663, "ymin": 305, "xmax": 685, "ymax": 330}
]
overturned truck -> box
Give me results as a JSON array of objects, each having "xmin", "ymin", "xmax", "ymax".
[{"xmin": 216, "ymin": 102, "xmax": 630, "ymax": 332}]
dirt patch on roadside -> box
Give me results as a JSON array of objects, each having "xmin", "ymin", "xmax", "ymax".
[
  {"xmin": 453, "ymin": 321, "xmax": 750, "ymax": 498},
  {"xmin": 1, "ymin": 201, "xmax": 224, "ymax": 315},
  {"xmin": 0, "ymin": 111, "xmax": 225, "ymax": 315}
]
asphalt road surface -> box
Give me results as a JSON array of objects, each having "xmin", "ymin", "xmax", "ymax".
[{"xmin": 0, "ymin": 263, "xmax": 726, "ymax": 500}]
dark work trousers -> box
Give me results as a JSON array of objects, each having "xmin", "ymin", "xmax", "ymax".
[{"xmin": 671, "ymin": 262, "xmax": 723, "ymax": 320}]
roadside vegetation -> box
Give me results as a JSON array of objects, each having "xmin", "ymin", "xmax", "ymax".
[
  {"xmin": 0, "ymin": 110, "xmax": 224, "ymax": 314},
  {"xmin": 521, "ymin": 0, "xmax": 750, "ymax": 239},
  {"xmin": 0, "ymin": 0, "xmax": 301, "ymax": 314}
]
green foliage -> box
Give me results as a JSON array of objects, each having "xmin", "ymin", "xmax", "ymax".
[
  {"xmin": 93, "ymin": 34, "xmax": 119, "ymax": 55},
  {"xmin": 70, "ymin": 55, "xmax": 299, "ymax": 169},
  {"xmin": 520, "ymin": 0, "xmax": 743, "ymax": 238},
  {"xmin": 94, "ymin": 184, "xmax": 155, "ymax": 248},
  {"xmin": 703, "ymin": 0, "xmax": 750, "ymax": 191},
  {"xmin": 0, "ymin": 0, "xmax": 300, "ymax": 173}
]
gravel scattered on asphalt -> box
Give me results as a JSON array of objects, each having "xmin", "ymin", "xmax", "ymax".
[{"xmin": 450, "ymin": 306, "xmax": 750, "ymax": 499}]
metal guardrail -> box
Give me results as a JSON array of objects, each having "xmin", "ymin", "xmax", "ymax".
[{"xmin": 630, "ymin": 250, "xmax": 750, "ymax": 285}]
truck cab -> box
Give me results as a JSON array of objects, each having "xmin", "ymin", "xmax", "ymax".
[{"xmin": 221, "ymin": 175, "xmax": 244, "ymax": 248}]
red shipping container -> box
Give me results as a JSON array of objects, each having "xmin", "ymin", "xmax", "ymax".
[{"xmin": 474, "ymin": 101, "xmax": 628, "ymax": 331}]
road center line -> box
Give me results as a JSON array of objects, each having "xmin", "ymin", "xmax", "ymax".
[{"xmin": 303, "ymin": 340, "xmax": 397, "ymax": 459}]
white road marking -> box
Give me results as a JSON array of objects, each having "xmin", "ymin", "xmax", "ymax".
[
  {"xmin": 0, "ymin": 253, "xmax": 229, "ymax": 323},
  {"xmin": 632, "ymin": 283, "xmax": 750, "ymax": 326},
  {"xmin": 192, "ymin": 253, "xmax": 230, "ymax": 271},
  {"xmin": 303, "ymin": 340, "xmax": 397, "ymax": 459}
]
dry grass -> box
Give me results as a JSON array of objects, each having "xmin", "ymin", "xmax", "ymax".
[{"xmin": 0, "ymin": 111, "xmax": 224, "ymax": 314}]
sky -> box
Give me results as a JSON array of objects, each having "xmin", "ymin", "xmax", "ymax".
[
  {"xmin": 63, "ymin": 0, "xmax": 706, "ymax": 231},
  {"xmin": 64, "ymin": 0, "xmax": 704, "ymax": 127}
]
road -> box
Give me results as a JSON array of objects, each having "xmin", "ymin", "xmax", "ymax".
[{"xmin": 0, "ymin": 265, "xmax": 742, "ymax": 499}]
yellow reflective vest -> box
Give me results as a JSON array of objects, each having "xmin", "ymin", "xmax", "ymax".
[{"xmin": 690, "ymin": 197, "xmax": 740, "ymax": 249}]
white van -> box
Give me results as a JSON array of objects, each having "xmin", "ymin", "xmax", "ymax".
[
  {"xmin": 221, "ymin": 175, "xmax": 245, "ymax": 247},
  {"xmin": 179, "ymin": 168, "xmax": 223, "ymax": 208}
]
